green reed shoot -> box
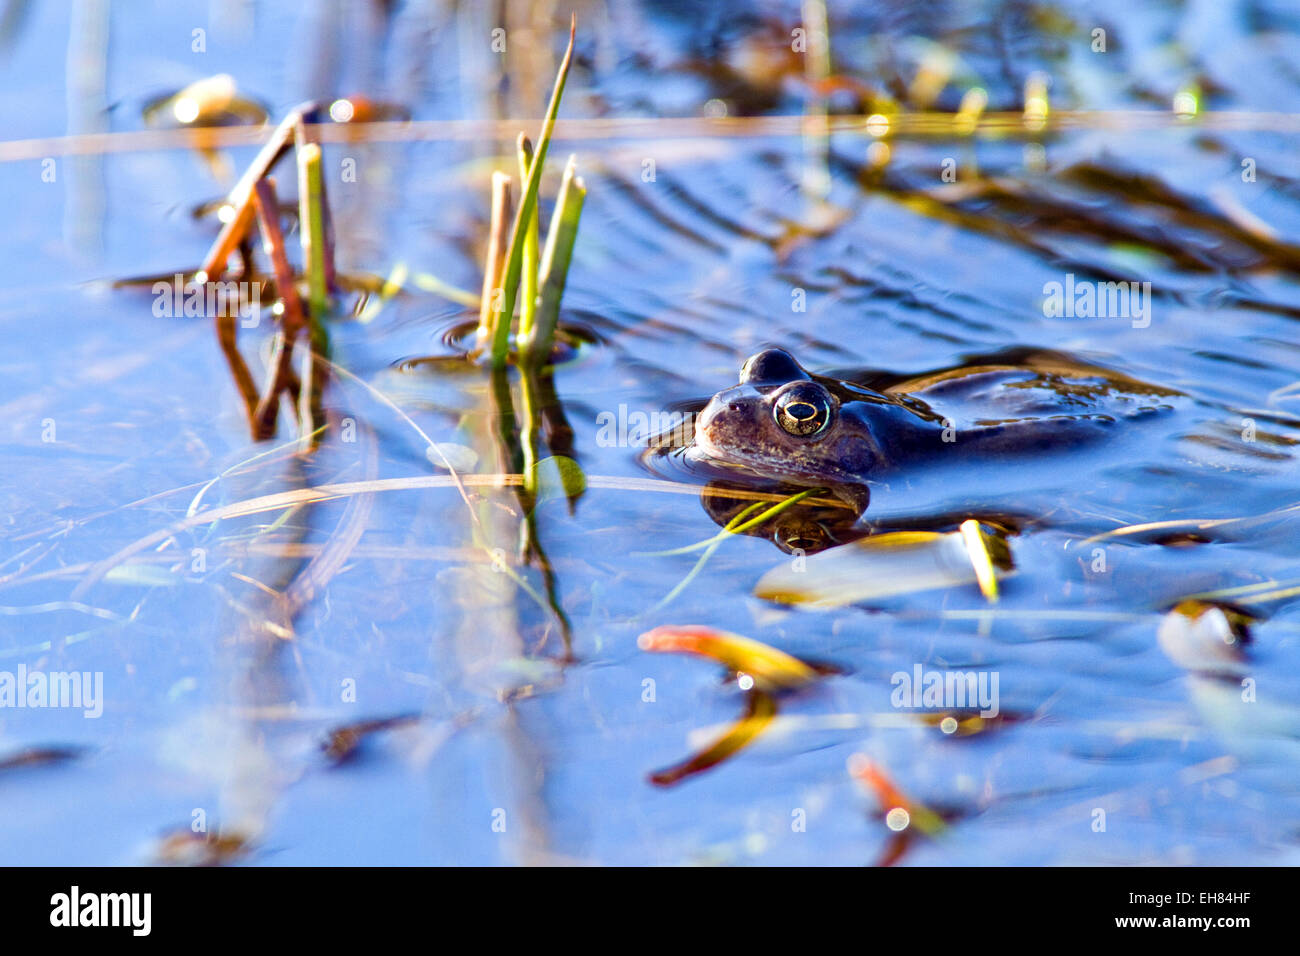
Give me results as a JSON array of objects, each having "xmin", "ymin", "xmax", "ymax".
[
  {"xmin": 521, "ymin": 155, "xmax": 585, "ymax": 367},
  {"xmin": 516, "ymin": 135, "xmax": 540, "ymax": 338},
  {"xmin": 486, "ymin": 15, "xmax": 577, "ymax": 369}
]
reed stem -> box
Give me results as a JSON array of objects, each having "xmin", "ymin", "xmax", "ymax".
[
  {"xmin": 516, "ymin": 134, "xmax": 539, "ymax": 342},
  {"xmin": 523, "ymin": 154, "xmax": 585, "ymax": 367},
  {"xmin": 476, "ymin": 171, "xmax": 513, "ymax": 351},
  {"xmin": 487, "ymin": 15, "xmax": 576, "ymax": 370}
]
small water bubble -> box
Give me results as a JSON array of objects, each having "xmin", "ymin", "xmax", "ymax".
[{"xmin": 329, "ymin": 98, "xmax": 356, "ymax": 123}]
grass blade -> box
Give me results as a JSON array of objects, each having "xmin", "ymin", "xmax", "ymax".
[
  {"xmin": 197, "ymin": 103, "xmax": 310, "ymax": 283},
  {"xmin": 516, "ymin": 134, "xmax": 539, "ymax": 341},
  {"xmin": 412, "ymin": 271, "xmax": 480, "ymax": 308}
]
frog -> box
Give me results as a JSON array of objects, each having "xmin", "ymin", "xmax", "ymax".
[{"xmin": 689, "ymin": 346, "xmax": 1185, "ymax": 519}]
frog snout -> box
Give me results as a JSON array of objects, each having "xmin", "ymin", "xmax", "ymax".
[
  {"xmin": 694, "ymin": 397, "xmax": 725, "ymax": 446},
  {"xmin": 694, "ymin": 394, "xmax": 750, "ymax": 456},
  {"xmin": 696, "ymin": 397, "xmax": 739, "ymax": 432}
]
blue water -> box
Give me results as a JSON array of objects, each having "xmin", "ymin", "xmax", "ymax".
[{"xmin": 1, "ymin": 0, "xmax": 1299, "ymax": 865}]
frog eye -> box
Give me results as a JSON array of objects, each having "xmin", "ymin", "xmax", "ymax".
[
  {"xmin": 740, "ymin": 348, "xmax": 808, "ymax": 385},
  {"xmin": 773, "ymin": 383, "xmax": 834, "ymax": 437}
]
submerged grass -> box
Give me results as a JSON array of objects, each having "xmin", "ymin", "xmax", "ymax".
[
  {"xmin": 67, "ymin": 476, "xmax": 820, "ymax": 600},
  {"xmin": 637, "ymin": 489, "xmax": 820, "ymax": 558},
  {"xmin": 637, "ymin": 624, "xmax": 823, "ymax": 784},
  {"xmin": 848, "ymin": 754, "xmax": 948, "ymax": 839},
  {"xmin": 645, "ymin": 489, "xmax": 819, "ymax": 611},
  {"xmin": 412, "ymin": 271, "xmax": 479, "ymax": 308}
]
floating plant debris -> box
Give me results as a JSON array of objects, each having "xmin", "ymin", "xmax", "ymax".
[
  {"xmin": 1157, "ymin": 600, "xmax": 1253, "ymax": 677},
  {"xmin": 648, "ymin": 690, "xmax": 777, "ymax": 787},
  {"xmin": 0, "ymin": 745, "xmax": 85, "ymax": 772},
  {"xmin": 321, "ymin": 713, "xmax": 422, "ymax": 764},
  {"xmin": 154, "ymin": 828, "xmax": 252, "ymax": 867},
  {"xmin": 142, "ymin": 74, "xmax": 267, "ymax": 129},
  {"xmin": 754, "ymin": 525, "xmax": 1014, "ymax": 608},
  {"xmin": 638, "ymin": 625, "xmax": 829, "ymax": 785},
  {"xmin": 638, "ymin": 624, "xmax": 821, "ymax": 693},
  {"xmin": 847, "ymin": 754, "xmax": 948, "ymax": 838}
]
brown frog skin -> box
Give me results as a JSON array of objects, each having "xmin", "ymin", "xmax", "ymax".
[{"xmin": 692, "ymin": 346, "xmax": 1183, "ymax": 515}]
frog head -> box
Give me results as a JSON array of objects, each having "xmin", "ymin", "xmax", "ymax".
[{"xmin": 693, "ymin": 348, "xmax": 879, "ymax": 511}]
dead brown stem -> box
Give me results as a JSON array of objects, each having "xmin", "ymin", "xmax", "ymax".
[
  {"xmin": 205, "ymin": 185, "xmax": 262, "ymax": 429},
  {"xmin": 252, "ymin": 177, "xmax": 306, "ymax": 439},
  {"xmin": 476, "ymin": 171, "xmax": 513, "ymax": 349}
]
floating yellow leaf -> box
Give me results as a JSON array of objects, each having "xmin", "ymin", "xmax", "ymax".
[
  {"xmin": 649, "ymin": 691, "xmax": 776, "ymax": 786},
  {"xmin": 637, "ymin": 625, "xmax": 818, "ymax": 692},
  {"xmin": 754, "ymin": 526, "xmax": 1013, "ymax": 608},
  {"xmin": 848, "ymin": 754, "xmax": 947, "ymax": 837}
]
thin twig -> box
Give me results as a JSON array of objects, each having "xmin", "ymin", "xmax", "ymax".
[
  {"xmin": 204, "ymin": 191, "xmax": 261, "ymax": 427},
  {"xmin": 197, "ymin": 105, "xmax": 310, "ymax": 281},
  {"xmin": 252, "ymin": 176, "xmax": 306, "ymax": 440}
]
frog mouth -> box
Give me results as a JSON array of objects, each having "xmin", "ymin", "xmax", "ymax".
[
  {"xmin": 690, "ymin": 423, "xmax": 726, "ymax": 461},
  {"xmin": 692, "ymin": 428, "xmax": 812, "ymax": 483},
  {"xmin": 691, "ymin": 422, "xmax": 775, "ymax": 474}
]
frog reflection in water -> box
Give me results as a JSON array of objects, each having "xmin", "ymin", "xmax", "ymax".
[{"xmin": 690, "ymin": 346, "xmax": 1183, "ymax": 537}]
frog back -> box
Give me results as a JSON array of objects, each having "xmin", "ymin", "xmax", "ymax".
[{"xmin": 832, "ymin": 348, "xmax": 1185, "ymax": 462}]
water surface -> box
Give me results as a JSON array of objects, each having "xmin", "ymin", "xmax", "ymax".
[{"xmin": 2, "ymin": 0, "xmax": 1300, "ymax": 865}]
